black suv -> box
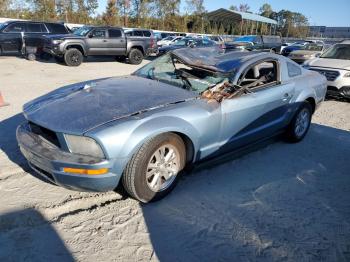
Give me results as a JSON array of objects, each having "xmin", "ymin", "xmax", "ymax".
[{"xmin": 0, "ymin": 20, "xmax": 69, "ymax": 55}]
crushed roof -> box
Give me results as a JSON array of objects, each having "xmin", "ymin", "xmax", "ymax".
[{"xmin": 171, "ymin": 48, "xmax": 266, "ymax": 74}]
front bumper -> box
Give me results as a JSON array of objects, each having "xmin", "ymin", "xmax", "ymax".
[
  {"xmin": 43, "ymin": 45, "xmax": 63, "ymax": 56},
  {"xmin": 16, "ymin": 123, "xmax": 121, "ymax": 192}
]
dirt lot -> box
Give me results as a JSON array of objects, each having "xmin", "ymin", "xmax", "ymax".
[{"xmin": 0, "ymin": 56, "xmax": 350, "ymax": 262}]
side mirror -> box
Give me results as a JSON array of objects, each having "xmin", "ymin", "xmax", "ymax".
[
  {"xmin": 88, "ymin": 33, "xmax": 93, "ymax": 38},
  {"xmin": 315, "ymin": 53, "xmax": 321, "ymax": 57}
]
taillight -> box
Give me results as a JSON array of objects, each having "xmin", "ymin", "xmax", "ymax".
[
  {"xmin": 150, "ymin": 37, "xmax": 155, "ymax": 48},
  {"xmin": 220, "ymin": 43, "xmax": 225, "ymax": 49}
]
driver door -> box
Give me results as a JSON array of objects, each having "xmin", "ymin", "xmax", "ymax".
[
  {"xmin": 86, "ymin": 28, "xmax": 109, "ymax": 55},
  {"xmin": 219, "ymin": 59, "xmax": 295, "ymax": 151}
]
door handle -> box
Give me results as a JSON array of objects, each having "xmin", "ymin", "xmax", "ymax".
[{"xmin": 103, "ymin": 40, "xmax": 108, "ymax": 42}]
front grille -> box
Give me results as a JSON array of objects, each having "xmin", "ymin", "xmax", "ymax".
[
  {"xmin": 28, "ymin": 122, "xmax": 60, "ymax": 148},
  {"xmin": 309, "ymin": 68, "xmax": 340, "ymax": 81}
]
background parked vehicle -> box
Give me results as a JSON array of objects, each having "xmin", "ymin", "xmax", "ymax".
[
  {"xmin": 235, "ymin": 35, "xmax": 283, "ymax": 53},
  {"xmin": 303, "ymin": 40, "xmax": 350, "ymax": 100},
  {"xmin": 0, "ymin": 20, "xmax": 69, "ymax": 56},
  {"xmin": 157, "ymin": 36, "xmax": 183, "ymax": 47},
  {"xmin": 157, "ymin": 38, "xmax": 217, "ymax": 55},
  {"xmin": 208, "ymin": 35, "xmax": 224, "ymax": 45},
  {"xmin": 288, "ymin": 43, "xmax": 329, "ymax": 64},
  {"xmin": 44, "ymin": 26, "xmax": 154, "ymax": 66},
  {"xmin": 281, "ymin": 40, "xmax": 325, "ymax": 56}
]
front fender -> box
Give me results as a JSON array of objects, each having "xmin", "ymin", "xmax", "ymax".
[
  {"xmin": 62, "ymin": 42, "xmax": 86, "ymax": 55},
  {"xmin": 88, "ymin": 116, "xmax": 201, "ymax": 172}
]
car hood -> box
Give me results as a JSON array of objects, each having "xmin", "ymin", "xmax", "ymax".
[
  {"xmin": 306, "ymin": 58, "xmax": 350, "ymax": 70},
  {"xmin": 23, "ymin": 76, "xmax": 198, "ymax": 134}
]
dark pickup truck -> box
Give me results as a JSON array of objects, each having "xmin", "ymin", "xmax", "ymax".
[
  {"xmin": 44, "ymin": 26, "xmax": 156, "ymax": 66},
  {"xmin": 234, "ymin": 35, "xmax": 282, "ymax": 53}
]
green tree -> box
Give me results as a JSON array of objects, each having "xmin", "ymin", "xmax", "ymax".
[
  {"xmin": 229, "ymin": 5, "xmax": 238, "ymax": 11},
  {"xmin": 31, "ymin": 0, "xmax": 57, "ymax": 21},
  {"xmin": 259, "ymin": 3, "xmax": 272, "ymax": 17},
  {"xmin": 102, "ymin": 0, "xmax": 119, "ymax": 25},
  {"xmin": 239, "ymin": 4, "xmax": 250, "ymax": 12}
]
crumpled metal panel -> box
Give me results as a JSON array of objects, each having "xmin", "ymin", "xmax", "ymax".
[
  {"xmin": 23, "ymin": 76, "xmax": 198, "ymax": 134},
  {"xmin": 171, "ymin": 48, "xmax": 263, "ymax": 74}
]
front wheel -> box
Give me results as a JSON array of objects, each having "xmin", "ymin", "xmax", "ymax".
[
  {"xmin": 128, "ymin": 48, "xmax": 144, "ymax": 65},
  {"xmin": 122, "ymin": 133, "xmax": 186, "ymax": 203},
  {"xmin": 285, "ymin": 102, "xmax": 312, "ymax": 143},
  {"xmin": 64, "ymin": 48, "xmax": 83, "ymax": 66}
]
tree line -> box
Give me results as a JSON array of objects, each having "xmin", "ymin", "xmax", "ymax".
[{"xmin": 0, "ymin": 1, "xmax": 309, "ymax": 37}]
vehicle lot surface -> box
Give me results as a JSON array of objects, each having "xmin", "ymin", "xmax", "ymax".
[{"xmin": 0, "ymin": 56, "xmax": 350, "ymax": 261}]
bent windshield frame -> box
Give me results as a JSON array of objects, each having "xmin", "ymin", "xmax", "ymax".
[{"xmin": 133, "ymin": 53, "xmax": 229, "ymax": 93}]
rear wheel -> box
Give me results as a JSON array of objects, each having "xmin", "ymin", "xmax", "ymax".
[
  {"xmin": 128, "ymin": 48, "xmax": 144, "ymax": 65},
  {"xmin": 64, "ymin": 48, "xmax": 83, "ymax": 66},
  {"xmin": 285, "ymin": 102, "xmax": 312, "ymax": 143},
  {"xmin": 122, "ymin": 133, "xmax": 186, "ymax": 202}
]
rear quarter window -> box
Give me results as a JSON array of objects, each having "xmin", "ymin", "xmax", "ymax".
[
  {"xmin": 45, "ymin": 23, "xmax": 68, "ymax": 34},
  {"xmin": 142, "ymin": 30, "xmax": 151, "ymax": 37},
  {"xmin": 287, "ymin": 62, "xmax": 302, "ymax": 77}
]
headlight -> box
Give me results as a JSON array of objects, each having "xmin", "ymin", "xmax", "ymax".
[
  {"xmin": 64, "ymin": 134, "xmax": 105, "ymax": 158},
  {"xmin": 344, "ymin": 72, "xmax": 350, "ymax": 78},
  {"xmin": 52, "ymin": 39, "xmax": 63, "ymax": 45}
]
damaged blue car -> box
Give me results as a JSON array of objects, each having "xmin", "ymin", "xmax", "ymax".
[{"xmin": 17, "ymin": 48, "xmax": 327, "ymax": 202}]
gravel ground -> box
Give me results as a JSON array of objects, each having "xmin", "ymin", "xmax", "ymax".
[{"xmin": 0, "ymin": 56, "xmax": 350, "ymax": 262}]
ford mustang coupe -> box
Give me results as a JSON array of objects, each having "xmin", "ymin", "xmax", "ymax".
[{"xmin": 17, "ymin": 49, "xmax": 327, "ymax": 202}]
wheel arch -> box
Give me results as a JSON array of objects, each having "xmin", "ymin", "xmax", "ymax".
[
  {"xmin": 130, "ymin": 45, "xmax": 145, "ymax": 55},
  {"xmin": 64, "ymin": 43, "xmax": 86, "ymax": 56},
  {"xmin": 305, "ymin": 97, "xmax": 316, "ymax": 114}
]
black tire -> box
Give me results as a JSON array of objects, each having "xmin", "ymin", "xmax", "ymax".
[
  {"xmin": 122, "ymin": 133, "xmax": 186, "ymax": 203},
  {"xmin": 284, "ymin": 102, "xmax": 312, "ymax": 143},
  {"xmin": 64, "ymin": 48, "xmax": 83, "ymax": 66},
  {"xmin": 54, "ymin": 56, "xmax": 64, "ymax": 63},
  {"xmin": 128, "ymin": 48, "xmax": 144, "ymax": 65},
  {"xmin": 115, "ymin": 55, "xmax": 126, "ymax": 62},
  {"xmin": 26, "ymin": 53, "xmax": 36, "ymax": 61}
]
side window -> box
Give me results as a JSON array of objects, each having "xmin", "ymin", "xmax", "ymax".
[
  {"xmin": 134, "ymin": 30, "xmax": 143, "ymax": 37},
  {"xmin": 142, "ymin": 30, "xmax": 151, "ymax": 37},
  {"xmin": 91, "ymin": 29, "xmax": 106, "ymax": 38},
  {"xmin": 238, "ymin": 60, "xmax": 279, "ymax": 89},
  {"xmin": 125, "ymin": 31, "xmax": 132, "ymax": 36},
  {"xmin": 287, "ymin": 62, "xmax": 302, "ymax": 77},
  {"xmin": 4, "ymin": 23, "xmax": 26, "ymax": 33},
  {"xmin": 108, "ymin": 29, "xmax": 122, "ymax": 38},
  {"xmin": 46, "ymin": 23, "xmax": 67, "ymax": 34},
  {"xmin": 27, "ymin": 23, "xmax": 43, "ymax": 33}
]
